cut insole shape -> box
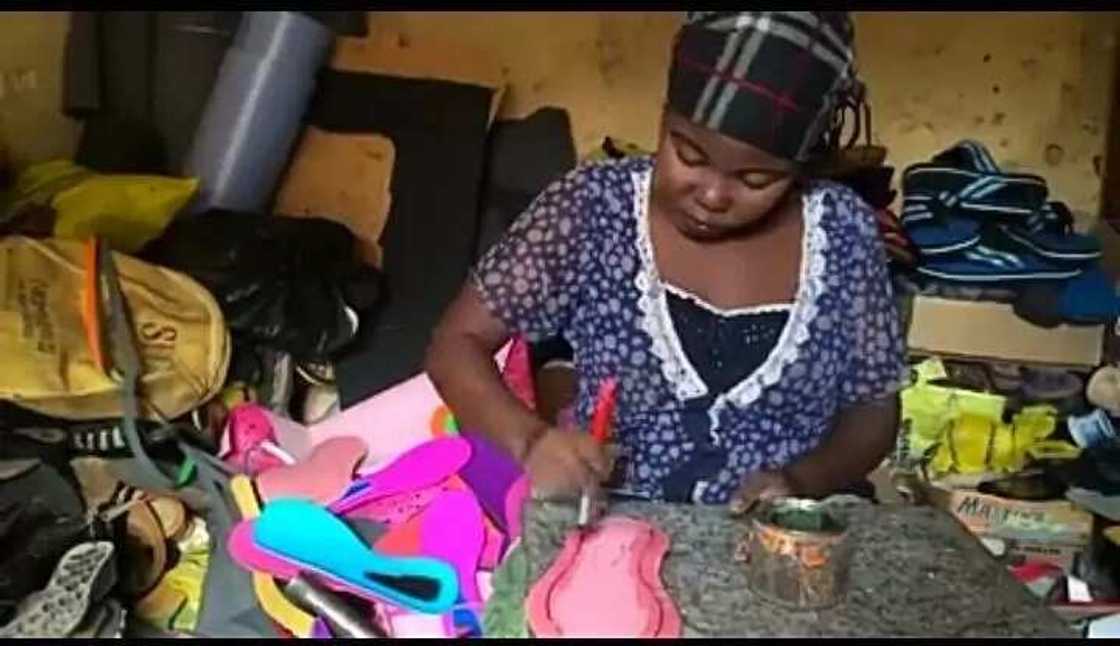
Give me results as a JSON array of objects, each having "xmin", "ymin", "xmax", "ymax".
[
  {"xmin": 365, "ymin": 486, "xmax": 487, "ymax": 605},
  {"xmin": 374, "ymin": 513, "xmax": 425, "ymax": 557},
  {"xmin": 331, "ymin": 437, "xmax": 471, "ymax": 514},
  {"xmin": 343, "ymin": 479, "xmax": 455, "ymax": 527},
  {"xmin": 254, "ymin": 498, "xmax": 459, "ymax": 614},
  {"xmin": 526, "ymin": 516, "xmax": 682, "ymax": 638},
  {"xmin": 418, "ymin": 491, "xmax": 485, "ymax": 603},
  {"xmin": 228, "ymin": 475, "xmax": 315, "ymax": 638},
  {"xmin": 256, "ymin": 436, "xmax": 367, "ymax": 505},
  {"xmin": 458, "ymin": 432, "xmax": 524, "ymax": 535},
  {"xmin": 479, "ymin": 513, "xmax": 506, "ymax": 570},
  {"xmin": 230, "ymin": 513, "xmax": 438, "ymax": 606}
]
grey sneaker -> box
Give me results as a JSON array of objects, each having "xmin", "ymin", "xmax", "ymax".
[
  {"xmin": 71, "ymin": 598, "xmax": 127, "ymax": 638},
  {"xmin": 0, "ymin": 541, "xmax": 117, "ymax": 638}
]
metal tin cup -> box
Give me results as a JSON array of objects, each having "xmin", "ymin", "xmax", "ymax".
[{"xmin": 736, "ymin": 497, "xmax": 851, "ymax": 610}]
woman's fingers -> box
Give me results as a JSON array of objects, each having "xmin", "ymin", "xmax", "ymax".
[
  {"xmin": 572, "ymin": 434, "xmax": 611, "ymax": 479},
  {"xmin": 730, "ymin": 470, "xmax": 794, "ymax": 515}
]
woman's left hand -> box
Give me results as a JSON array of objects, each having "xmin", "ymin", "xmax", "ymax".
[{"xmin": 729, "ymin": 469, "xmax": 796, "ymax": 516}]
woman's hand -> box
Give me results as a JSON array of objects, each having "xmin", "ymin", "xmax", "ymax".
[
  {"xmin": 729, "ymin": 469, "xmax": 796, "ymax": 515},
  {"xmin": 523, "ymin": 427, "xmax": 611, "ymax": 500}
]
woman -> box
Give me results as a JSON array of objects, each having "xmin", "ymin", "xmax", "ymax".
[{"xmin": 426, "ymin": 11, "xmax": 907, "ymax": 511}]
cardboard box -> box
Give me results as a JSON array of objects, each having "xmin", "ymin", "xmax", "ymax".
[
  {"xmin": 921, "ymin": 481, "xmax": 1094, "ymax": 547},
  {"xmin": 1002, "ymin": 538, "xmax": 1082, "ymax": 571},
  {"xmin": 906, "ymin": 296, "xmax": 1104, "ymax": 368}
]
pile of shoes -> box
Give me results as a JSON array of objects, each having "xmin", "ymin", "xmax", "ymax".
[
  {"xmin": 0, "ymin": 451, "xmax": 123, "ymax": 638},
  {"xmin": 1, "ymin": 541, "xmax": 123, "ymax": 638},
  {"xmin": 900, "ymin": 140, "xmax": 1116, "ymax": 327}
]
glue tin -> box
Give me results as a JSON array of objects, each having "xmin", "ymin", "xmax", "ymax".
[{"xmin": 737, "ymin": 497, "xmax": 852, "ymax": 610}]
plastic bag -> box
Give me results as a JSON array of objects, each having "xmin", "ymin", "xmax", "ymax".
[
  {"xmin": 141, "ymin": 210, "xmax": 382, "ymax": 361},
  {"xmin": 1, "ymin": 160, "xmax": 198, "ymax": 253},
  {"xmin": 900, "ymin": 358, "xmax": 1007, "ymax": 461},
  {"xmin": 53, "ymin": 173, "xmax": 198, "ymax": 253}
]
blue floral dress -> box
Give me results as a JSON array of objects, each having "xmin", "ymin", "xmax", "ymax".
[{"xmin": 472, "ymin": 156, "xmax": 907, "ymax": 504}]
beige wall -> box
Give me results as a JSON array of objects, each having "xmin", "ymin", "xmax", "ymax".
[
  {"xmin": 372, "ymin": 11, "xmax": 1119, "ymax": 221},
  {"xmin": 857, "ymin": 12, "xmax": 1118, "ymax": 223},
  {"xmin": 3, "ymin": 11, "xmax": 1116, "ymax": 222},
  {"xmin": 0, "ymin": 12, "xmax": 79, "ymax": 170}
]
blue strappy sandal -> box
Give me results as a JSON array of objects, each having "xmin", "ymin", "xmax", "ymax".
[
  {"xmin": 992, "ymin": 201, "xmax": 1101, "ymax": 265},
  {"xmin": 914, "ymin": 222, "xmax": 1083, "ymax": 284},
  {"xmin": 905, "ymin": 141, "xmax": 1100, "ymax": 265}
]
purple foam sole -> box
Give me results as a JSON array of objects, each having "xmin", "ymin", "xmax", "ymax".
[{"xmin": 457, "ymin": 432, "xmax": 524, "ymax": 533}]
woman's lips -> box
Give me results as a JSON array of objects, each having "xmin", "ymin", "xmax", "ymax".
[{"xmin": 682, "ymin": 210, "xmax": 718, "ymax": 232}]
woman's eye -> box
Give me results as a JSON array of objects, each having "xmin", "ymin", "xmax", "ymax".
[
  {"xmin": 739, "ymin": 171, "xmax": 780, "ymax": 189},
  {"xmin": 675, "ymin": 146, "xmax": 705, "ymax": 167}
]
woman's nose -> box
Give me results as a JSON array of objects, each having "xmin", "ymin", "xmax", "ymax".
[{"xmin": 695, "ymin": 177, "xmax": 733, "ymax": 213}]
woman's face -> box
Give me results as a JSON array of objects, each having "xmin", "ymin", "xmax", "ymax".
[{"xmin": 651, "ymin": 109, "xmax": 798, "ymax": 241}]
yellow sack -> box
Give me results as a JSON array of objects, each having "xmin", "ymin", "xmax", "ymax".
[{"xmin": 0, "ymin": 236, "xmax": 229, "ymax": 421}]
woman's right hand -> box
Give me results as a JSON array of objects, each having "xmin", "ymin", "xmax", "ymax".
[{"xmin": 522, "ymin": 427, "xmax": 611, "ymax": 500}]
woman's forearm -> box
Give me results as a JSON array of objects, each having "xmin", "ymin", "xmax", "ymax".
[
  {"xmin": 783, "ymin": 394, "xmax": 900, "ymax": 498},
  {"xmin": 425, "ymin": 286, "xmax": 549, "ymax": 464}
]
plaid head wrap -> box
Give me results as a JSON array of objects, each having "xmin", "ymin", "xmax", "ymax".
[{"xmin": 667, "ymin": 12, "xmax": 859, "ymax": 163}]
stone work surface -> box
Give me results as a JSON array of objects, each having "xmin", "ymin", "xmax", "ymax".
[{"xmin": 520, "ymin": 499, "xmax": 1075, "ymax": 637}]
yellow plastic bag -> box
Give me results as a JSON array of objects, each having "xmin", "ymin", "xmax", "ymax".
[
  {"xmin": 3, "ymin": 160, "xmax": 198, "ymax": 253},
  {"xmin": 928, "ymin": 405, "xmax": 1060, "ymax": 478},
  {"xmin": 900, "ymin": 358, "xmax": 1007, "ymax": 460},
  {"xmin": 52, "ymin": 171, "xmax": 198, "ymax": 253},
  {"xmin": 0, "ymin": 159, "xmax": 92, "ymax": 217}
]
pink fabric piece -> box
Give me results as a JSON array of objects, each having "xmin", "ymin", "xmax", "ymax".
[
  {"xmin": 477, "ymin": 571, "xmax": 494, "ymax": 601},
  {"xmin": 478, "ymin": 516, "xmax": 505, "ymax": 570},
  {"xmin": 222, "ymin": 404, "xmax": 285, "ymax": 475},
  {"xmin": 419, "ymin": 491, "xmax": 485, "ymax": 604},
  {"xmin": 255, "ymin": 436, "xmax": 367, "ymax": 505},
  {"xmin": 526, "ymin": 517, "xmax": 681, "ymax": 638},
  {"xmin": 330, "ymin": 437, "xmax": 471, "ymax": 515},
  {"xmin": 278, "ymin": 344, "xmax": 512, "ymax": 470},
  {"xmin": 386, "ymin": 612, "xmax": 448, "ymax": 638},
  {"xmin": 504, "ymin": 475, "xmax": 531, "ymax": 544},
  {"xmin": 501, "ymin": 336, "xmax": 536, "ymax": 410}
]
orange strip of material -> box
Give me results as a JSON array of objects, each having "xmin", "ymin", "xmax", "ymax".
[{"xmin": 81, "ymin": 238, "xmax": 107, "ymax": 373}]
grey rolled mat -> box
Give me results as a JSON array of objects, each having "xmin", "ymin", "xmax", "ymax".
[
  {"xmin": 153, "ymin": 12, "xmax": 238, "ymax": 174},
  {"xmin": 183, "ymin": 12, "xmax": 332, "ymax": 215}
]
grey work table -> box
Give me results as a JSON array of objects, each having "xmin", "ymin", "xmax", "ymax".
[{"xmin": 516, "ymin": 498, "xmax": 1076, "ymax": 638}]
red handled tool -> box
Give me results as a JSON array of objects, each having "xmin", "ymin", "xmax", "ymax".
[{"xmin": 578, "ymin": 378, "xmax": 618, "ymax": 529}]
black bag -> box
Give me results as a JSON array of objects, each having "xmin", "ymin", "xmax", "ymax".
[{"xmin": 142, "ymin": 211, "xmax": 383, "ymax": 362}]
